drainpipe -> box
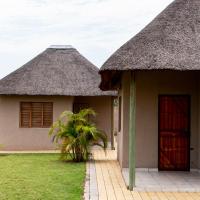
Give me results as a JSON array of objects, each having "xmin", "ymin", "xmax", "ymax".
[
  {"xmin": 128, "ymin": 71, "xmax": 136, "ymax": 190},
  {"xmin": 111, "ymin": 96, "xmax": 115, "ymax": 150}
]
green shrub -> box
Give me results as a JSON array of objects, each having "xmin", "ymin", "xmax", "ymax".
[{"xmin": 49, "ymin": 108, "xmax": 107, "ymax": 162}]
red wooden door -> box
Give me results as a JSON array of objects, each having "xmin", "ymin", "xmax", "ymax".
[{"xmin": 158, "ymin": 95, "xmax": 190, "ymax": 171}]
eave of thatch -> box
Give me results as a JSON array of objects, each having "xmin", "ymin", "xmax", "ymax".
[
  {"xmin": 100, "ymin": 0, "xmax": 200, "ymax": 89},
  {"xmin": 0, "ymin": 45, "xmax": 116, "ymax": 96}
]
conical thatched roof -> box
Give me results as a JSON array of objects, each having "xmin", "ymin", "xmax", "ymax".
[
  {"xmin": 100, "ymin": 0, "xmax": 200, "ymax": 72},
  {"xmin": 0, "ymin": 45, "xmax": 115, "ymax": 96}
]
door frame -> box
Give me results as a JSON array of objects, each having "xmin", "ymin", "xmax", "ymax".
[{"xmin": 158, "ymin": 94, "xmax": 191, "ymax": 171}]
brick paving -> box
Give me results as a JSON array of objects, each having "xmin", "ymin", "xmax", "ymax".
[{"xmin": 85, "ymin": 149, "xmax": 200, "ymax": 200}]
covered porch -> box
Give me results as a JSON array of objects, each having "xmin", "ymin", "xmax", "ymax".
[{"xmin": 117, "ymin": 70, "xmax": 200, "ymax": 190}]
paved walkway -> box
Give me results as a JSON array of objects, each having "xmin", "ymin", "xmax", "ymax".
[{"xmin": 85, "ymin": 149, "xmax": 200, "ymax": 200}]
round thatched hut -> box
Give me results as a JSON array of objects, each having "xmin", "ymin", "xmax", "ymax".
[
  {"xmin": 99, "ymin": 0, "xmax": 200, "ymax": 189},
  {"xmin": 0, "ymin": 45, "xmax": 116, "ymax": 150}
]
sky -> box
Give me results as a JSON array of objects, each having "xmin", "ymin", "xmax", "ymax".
[{"xmin": 0, "ymin": 0, "xmax": 174, "ymax": 79}]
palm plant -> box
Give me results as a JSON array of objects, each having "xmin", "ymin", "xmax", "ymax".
[{"xmin": 49, "ymin": 108, "xmax": 107, "ymax": 162}]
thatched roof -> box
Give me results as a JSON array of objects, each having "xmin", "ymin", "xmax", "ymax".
[
  {"xmin": 0, "ymin": 45, "xmax": 115, "ymax": 96},
  {"xmin": 100, "ymin": 0, "xmax": 200, "ymax": 72}
]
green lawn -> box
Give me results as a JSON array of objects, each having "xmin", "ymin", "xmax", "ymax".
[{"xmin": 0, "ymin": 154, "xmax": 85, "ymax": 200}]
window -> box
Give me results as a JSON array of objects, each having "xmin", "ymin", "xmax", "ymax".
[{"xmin": 20, "ymin": 102, "xmax": 53, "ymax": 128}]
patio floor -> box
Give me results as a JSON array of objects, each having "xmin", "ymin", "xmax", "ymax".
[
  {"xmin": 85, "ymin": 149, "xmax": 200, "ymax": 200},
  {"xmin": 122, "ymin": 169, "xmax": 200, "ymax": 192}
]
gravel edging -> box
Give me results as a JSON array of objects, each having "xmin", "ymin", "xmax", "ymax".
[{"xmin": 84, "ymin": 155, "xmax": 99, "ymax": 200}]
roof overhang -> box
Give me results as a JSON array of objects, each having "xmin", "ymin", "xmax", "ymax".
[{"xmin": 99, "ymin": 70, "xmax": 122, "ymax": 91}]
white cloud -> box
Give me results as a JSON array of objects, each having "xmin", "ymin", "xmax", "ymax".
[{"xmin": 0, "ymin": 0, "xmax": 174, "ymax": 78}]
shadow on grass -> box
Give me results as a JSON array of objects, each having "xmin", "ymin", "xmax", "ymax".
[{"xmin": 0, "ymin": 154, "xmax": 9, "ymax": 157}]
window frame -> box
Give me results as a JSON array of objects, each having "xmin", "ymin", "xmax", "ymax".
[{"xmin": 19, "ymin": 102, "xmax": 53, "ymax": 128}]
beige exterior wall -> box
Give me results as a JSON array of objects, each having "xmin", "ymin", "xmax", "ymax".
[
  {"xmin": 74, "ymin": 96, "xmax": 113, "ymax": 141},
  {"xmin": 0, "ymin": 95, "xmax": 114, "ymax": 150},
  {"xmin": 117, "ymin": 72, "xmax": 131, "ymax": 167},
  {"xmin": 0, "ymin": 95, "xmax": 74, "ymax": 150},
  {"xmin": 197, "ymin": 79, "xmax": 200, "ymax": 168},
  {"xmin": 119, "ymin": 71, "xmax": 200, "ymax": 169}
]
